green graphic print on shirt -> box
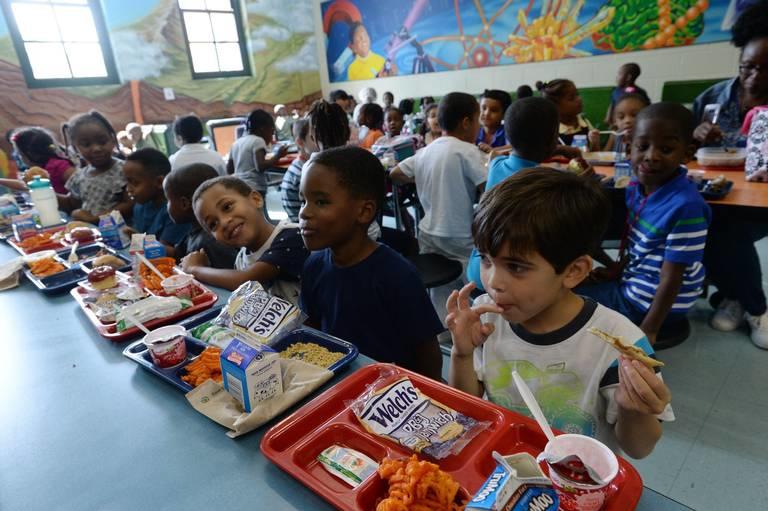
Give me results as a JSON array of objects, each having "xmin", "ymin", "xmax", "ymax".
[{"xmin": 485, "ymin": 359, "xmax": 598, "ymax": 437}]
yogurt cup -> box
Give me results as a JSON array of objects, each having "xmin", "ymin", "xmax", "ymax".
[
  {"xmin": 537, "ymin": 434, "xmax": 619, "ymax": 511},
  {"xmin": 144, "ymin": 325, "xmax": 188, "ymax": 369},
  {"xmin": 161, "ymin": 274, "xmax": 195, "ymax": 299}
]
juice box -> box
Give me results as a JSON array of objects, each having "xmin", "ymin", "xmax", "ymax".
[
  {"xmin": 467, "ymin": 452, "xmax": 558, "ymax": 511},
  {"xmin": 220, "ymin": 339, "xmax": 283, "ymax": 412}
]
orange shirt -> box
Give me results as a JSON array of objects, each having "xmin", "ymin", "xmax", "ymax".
[{"xmin": 360, "ymin": 129, "xmax": 384, "ymax": 150}]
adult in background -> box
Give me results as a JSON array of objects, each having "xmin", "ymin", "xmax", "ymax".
[
  {"xmin": 169, "ymin": 115, "xmax": 226, "ymax": 175},
  {"xmin": 698, "ymin": 0, "xmax": 768, "ymax": 347}
]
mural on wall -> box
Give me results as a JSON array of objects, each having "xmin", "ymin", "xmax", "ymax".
[
  {"xmin": 0, "ymin": 0, "xmax": 321, "ymax": 146},
  {"xmin": 322, "ymin": 0, "xmax": 749, "ymax": 83}
]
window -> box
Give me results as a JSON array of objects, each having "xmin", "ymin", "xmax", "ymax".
[
  {"xmin": 178, "ymin": 0, "xmax": 251, "ymax": 79},
  {"xmin": 0, "ymin": 0, "xmax": 118, "ymax": 88}
]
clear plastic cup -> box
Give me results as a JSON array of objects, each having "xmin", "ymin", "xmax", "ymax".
[{"xmin": 537, "ymin": 434, "xmax": 619, "ymax": 511}]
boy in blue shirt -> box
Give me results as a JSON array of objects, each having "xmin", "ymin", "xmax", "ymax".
[
  {"xmin": 467, "ymin": 97, "xmax": 560, "ymax": 289},
  {"xmin": 299, "ymin": 146, "xmax": 443, "ymax": 379},
  {"xmin": 449, "ymin": 169, "xmax": 673, "ymax": 458},
  {"xmin": 579, "ymin": 102, "xmax": 711, "ymax": 345},
  {"xmin": 476, "ymin": 89, "xmax": 512, "ymax": 152},
  {"xmin": 123, "ymin": 148, "xmax": 191, "ymax": 256}
]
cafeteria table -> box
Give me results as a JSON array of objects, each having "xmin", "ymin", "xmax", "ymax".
[{"xmin": 0, "ymin": 241, "xmax": 693, "ymax": 510}]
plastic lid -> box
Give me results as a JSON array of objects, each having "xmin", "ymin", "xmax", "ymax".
[{"xmin": 27, "ymin": 175, "xmax": 52, "ymax": 189}]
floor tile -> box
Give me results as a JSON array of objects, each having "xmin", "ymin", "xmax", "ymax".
[{"xmin": 667, "ymin": 396, "xmax": 768, "ymax": 510}]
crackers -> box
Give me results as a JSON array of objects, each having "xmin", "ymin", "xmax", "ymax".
[{"xmin": 588, "ymin": 328, "xmax": 665, "ymax": 369}]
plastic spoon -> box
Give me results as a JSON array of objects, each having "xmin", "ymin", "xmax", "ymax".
[
  {"xmin": 513, "ymin": 371, "xmax": 607, "ymax": 485},
  {"xmin": 120, "ymin": 307, "xmax": 151, "ymax": 336},
  {"xmin": 137, "ymin": 253, "xmax": 166, "ymax": 281},
  {"xmin": 512, "ymin": 371, "xmax": 555, "ymax": 443},
  {"xmin": 68, "ymin": 241, "xmax": 79, "ymax": 264}
]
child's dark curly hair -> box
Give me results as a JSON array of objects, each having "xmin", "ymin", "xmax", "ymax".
[{"xmin": 358, "ymin": 103, "xmax": 384, "ymax": 131}]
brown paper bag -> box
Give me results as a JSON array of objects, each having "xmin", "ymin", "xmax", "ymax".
[{"xmin": 186, "ymin": 358, "xmax": 334, "ymax": 438}]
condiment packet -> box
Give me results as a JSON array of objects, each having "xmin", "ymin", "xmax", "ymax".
[
  {"xmin": 211, "ymin": 281, "xmax": 305, "ymax": 345},
  {"xmin": 317, "ymin": 445, "xmax": 378, "ymax": 488},
  {"xmin": 349, "ymin": 368, "xmax": 488, "ymax": 459}
]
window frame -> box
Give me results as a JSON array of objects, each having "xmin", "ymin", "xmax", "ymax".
[
  {"xmin": 177, "ymin": 0, "xmax": 252, "ymax": 80},
  {"xmin": 0, "ymin": 0, "xmax": 120, "ymax": 89}
]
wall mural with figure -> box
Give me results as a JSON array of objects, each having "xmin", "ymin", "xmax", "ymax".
[
  {"xmin": 0, "ymin": 0, "xmax": 321, "ymax": 149},
  {"xmin": 322, "ymin": 0, "xmax": 754, "ymax": 83}
]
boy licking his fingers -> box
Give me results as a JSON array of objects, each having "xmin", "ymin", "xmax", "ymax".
[{"xmin": 448, "ymin": 168, "xmax": 673, "ymax": 459}]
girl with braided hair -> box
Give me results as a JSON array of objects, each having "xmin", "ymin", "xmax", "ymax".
[{"xmin": 12, "ymin": 127, "xmax": 75, "ymax": 194}]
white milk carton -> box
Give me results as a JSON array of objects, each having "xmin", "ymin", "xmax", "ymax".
[
  {"xmin": 220, "ymin": 339, "xmax": 283, "ymax": 412},
  {"xmin": 466, "ymin": 452, "xmax": 558, "ymax": 511}
]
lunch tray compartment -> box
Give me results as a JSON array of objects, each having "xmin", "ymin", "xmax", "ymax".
[
  {"xmin": 261, "ymin": 364, "xmax": 643, "ymax": 511},
  {"xmin": 123, "ymin": 336, "xmax": 210, "ymax": 393}
]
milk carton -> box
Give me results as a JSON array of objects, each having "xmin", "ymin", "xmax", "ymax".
[
  {"xmin": 143, "ymin": 234, "xmax": 166, "ymax": 259},
  {"xmin": 220, "ymin": 339, "xmax": 283, "ymax": 412},
  {"xmin": 467, "ymin": 452, "xmax": 558, "ymax": 511}
]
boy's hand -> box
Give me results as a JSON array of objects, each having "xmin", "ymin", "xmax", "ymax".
[
  {"xmin": 274, "ymin": 144, "xmax": 288, "ymax": 158},
  {"xmin": 122, "ymin": 226, "xmax": 137, "ymax": 237},
  {"xmin": 71, "ymin": 209, "xmax": 98, "ymax": 223},
  {"xmin": 615, "ymin": 356, "xmax": 671, "ymax": 416},
  {"xmin": 446, "ymin": 283, "xmax": 503, "ymax": 357},
  {"xmin": 477, "ymin": 142, "xmax": 492, "ymax": 154},
  {"xmin": 181, "ymin": 249, "xmax": 209, "ymax": 271}
]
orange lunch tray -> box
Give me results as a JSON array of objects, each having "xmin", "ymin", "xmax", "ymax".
[
  {"xmin": 261, "ymin": 364, "xmax": 643, "ymax": 511},
  {"xmin": 70, "ymin": 275, "xmax": 218, "ymax": 342}
]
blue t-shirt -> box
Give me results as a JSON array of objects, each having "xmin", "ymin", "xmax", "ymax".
[
  {"xmin": 476, "ymin": 126, "xmax": 506, "ymax": 148},
  {"xmin": 300, "ymin": 244, "xmax": 443, "ymax": 367},
  {"xmin": 466, "ymin": 154, "xmax": 539, "ymax": 289},
  {"xmin": 132, "ymin": 201, "xmax": 191, "ymax": 246},
  {"xmin": 621, "ymin": 167, "xmax": 711, "ymax": 314}
]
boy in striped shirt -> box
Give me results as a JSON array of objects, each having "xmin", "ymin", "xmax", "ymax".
[{"xmin": 580, "ymin": 102, "xmax": 711, "ymax": 345}]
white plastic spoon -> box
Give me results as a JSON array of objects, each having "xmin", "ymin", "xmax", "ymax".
[
  {"xmin": 120, "ymin": 307, "xmax": 151, "ymax": 336},
  {"xmin": 512, "ymin": 371, "xmax": 555, "ymax": 443}
]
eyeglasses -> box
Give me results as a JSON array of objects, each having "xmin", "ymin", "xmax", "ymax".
[{"xmin": 739, "ymin": 63, "xmax": 767, "ymax": 75}]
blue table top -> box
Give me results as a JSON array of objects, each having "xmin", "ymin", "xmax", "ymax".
[{"xmin": 0, "ymin": 243, "xmax": 692, "ymax": 510}]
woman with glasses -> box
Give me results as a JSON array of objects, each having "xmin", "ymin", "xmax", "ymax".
[
  {"xmin": 693, "ymin": 0, "xmax": 768, "ymax": 147},
  {"xmin": 699, "ymin": 0, "xmax": 768, "ymax": 348}
]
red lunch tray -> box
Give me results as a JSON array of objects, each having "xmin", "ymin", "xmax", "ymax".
[
  {"xmin": 70, "ymin": 273, "xmax": 218, "ymax": 342},
  {"xmin": 8, "ymin": 226, "xmax": 102, "ymax": 255},
  {"xmin": 261, "ymin": 364, "xmax": 643, "ymax": 511}
]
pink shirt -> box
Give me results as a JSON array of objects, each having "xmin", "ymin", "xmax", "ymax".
[{"xmin": 45, "ymin": 157, "xmax": 73, "ymax": 194}]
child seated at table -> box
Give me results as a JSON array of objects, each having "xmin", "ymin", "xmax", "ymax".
[
  {"xmin": 476, "ymin": 89, "xmax": 512, "ymax": 152},
  {"xmin": 466, "ymin": 97, "xmax": 559, "ymax": 289},
  {"xmin": 12, "ymin": 127, "xmax": 75, "ymax": 194},
  {"xmin": 228, "ymin": 109, "xmax": 287, "ymax": 197},
  {"xmin": 123, "ymin": 148, "xmax": 192, "ymax": 254},
  {"xmin": 357, "ymin": 103, "xmax": 385, "ymax": 150},
  {"xmin": 280, "ymin": 119, "xmax": 310, "ymax": 222},
  {"xmin": 58, "ymin": 110, "xmax": 133, "ymax": 223},
  {"xmin": 604, "ymin": 63, "xmax": 650, "ymax": 126},
  {"xmin": 299, "ymin": 146, "xmax": 443, "ymax": 380},
  {"xmin": 390, "ymin": 92, "xmax": 486, "ymax": 268},
  {"xmin": 190, "ymin": 176, "xmax": 308, "ymax": 303},
  {"xmin": 600, "ymin": 92, "xmax": 650, "ymax": 154},
  {"xmin": 419, "ymin": 103, "xmax": 441, "ymax": 146},
  {"xmin": 579, "ymin": 102, "xmax": 711, "ymax": 345},
  {"xmin": 537, "ymin": 79, "xmax": 599, "ymax": 149},
  {"xmin": 383, "ymin": 107, "xmax": 404, "ymax": 138},
  {"xmin": 448, "ymin": 168, "xmax": 673, "ymax": 458},
  {"xmin": 164, "ymin": 163, "xmax": 238, "ymax": 270}
]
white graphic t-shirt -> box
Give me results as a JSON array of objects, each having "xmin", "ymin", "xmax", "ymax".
[{"xmin": 473, "ymin": 295, "xmax": 674, "ymax": 452}]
